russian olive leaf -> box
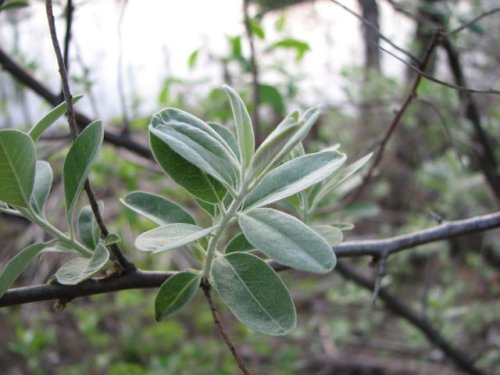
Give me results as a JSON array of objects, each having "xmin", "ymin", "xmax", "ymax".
[
  {"xmin": 155, "ymin": 271, "xmax": 200, "ymax": 321},
  {"xmin": 211, "ymin": 252, "xmax": 296, "ymax": 336},
  {"xmin": 135, "ymin": 223, "xmax": 217, "ymax": 253},
  {"xmin": 30, "ymin": 160, "xmax": 53, "ymax": 215},
  {"xmin": 55, "ymin": 244, "xmax": 109, "ymax": 285},
  {"xmin": 104, "ymin": 232, "xmax": 121, "ymax": 246},
  {"xmin": 311, "ymin": 153, "xmax": 372, "ymax": 207},
  {"xmin": 222, "ymin": 85, "xmax": 254, "ymax": 169},
  {"xmin": 208, "ymin": 122, "xmax": 240, "ymax": 161},
  {"xmin": 0, "ymin": 129, "xmax": 36, "ymax": 208},
  {"xmin": 239, "ymin": 208, "xmax": 335, "ymax": 273},
  {"xmin": 0, "ymin": 242, "xmax": 47, "ymax": 298},
  {"xmin": 243, "ymin": 151, "xmax": 346, "ymax": 210},
  {"xmin": 150, "ymin": 124, "xmax": 238, "ymax": 188},
  {"xmin": 151, "ymin": 107, "xmax": 236, "ymax": 159},
  {"xmin": 78, "ymin": 205, "xmax": 101, "ymax": 249},
  {"xmin": 121, "ymin": 191, "xmax": 195, "ymax": 225},
  {"xmin": 28, "ymin": 95, "xmax": 83, "ymax": 141},
  {"xmin": 312, "ymin": 225, "xmax": 343, "ymax": 247},
  {"xmin": 225, "ymin": 232, "xmax": 254, "ymax": 254},
  {"xmin": 150, "ymin": 131, "xmax": 226, "ymax": 203},
  {"xmin": 63, "ymin": 121, "xmax": 104, "ymax": 224}
]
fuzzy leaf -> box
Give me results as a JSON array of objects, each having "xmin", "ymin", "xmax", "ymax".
[
  {"xmin": 243, "ymin": 151, "xmax": 346, "ymax": 210},
  {"xmin": 225, "ymin": 233, "xmax": 254, "ymax": 254},
  {"xmin": 78, "ymin": 205, "xmax": 101, "ymax": 249},
  {"xmin": 211, "ymin": 252, "xmax": 296, "ymax": 335},
  {"xmin": 0, "ymin": 130, "xmax": 36, "ymax": 208},
  {"xmin": 55, "ymin": 244, "xmax": 109, "ymax": 285},
  {"xmin": 30, "ymin": 160, "xmax": 53, "ymax": 215},
  {"xmin": 313, "ymin": 225, "xmax": 343, "ymax": 247},
  {"xmin": 222, "ymin": 85, "xmax": 254, "ymax": 169},
  {"xmin": 239, "ymin": 208, "xmax": 335, "ymax": 273},
  {"xmin": 29, "ymin": 95, "xmax": 83, "ymax": 141},
  {"xmin": 135, "ymin": 223, "xmax": 217, "ymax": 253},
  {"xmin": 0, "ymin": 243, "xmax": 46, "ymax": 298},
  {"xmin": 121, "ymin": 191, "xmax": 195, "ymax": 225},
  {"xmin": 155, "ymin": 272, "xmax": 200, "ymax": 321},
  {"xmin": 63, "ymin": 121, "xmax": 104, "ymax": 223},
  {"xmin": 150, "ymin": 131, "xmax": 226, "ymax": 203}
]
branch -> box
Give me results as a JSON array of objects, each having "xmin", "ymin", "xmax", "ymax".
[
  {"xmin": 336, "ymin": 261, "xmax": 486, "ymax": 375},
  {"xmin": 2, "ymin": 210, "xmax": 499, "ymax": 307},
  {"xmin": 0, "ymin": 46, "xmax": 152, "ymax": 159}
]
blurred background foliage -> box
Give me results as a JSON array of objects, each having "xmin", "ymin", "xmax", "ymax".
[{"xmin": 0, "ymin": 0, "xmax": 499, "ymax": 374}]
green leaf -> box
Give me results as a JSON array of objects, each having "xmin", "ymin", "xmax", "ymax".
[
  {"xmin": 208, "ymin": 122, "xmax": 240, "ymax": 160},
  {"xmin": 243, "ymin": 151, "xmax": 346, "ymax": 210},
  {"xmin": 78, "ymin": 205, "xmax": 101, "ymax": 249},
  {"xmin": 259, "ymin": 84, "xmax": 285, "ymax": 116},
  {"xmin": 30, "ymin": 160, "xmax": 53, "ymax": 215},
  {"xmin": 249, "ymin": 19, "xmax": 265, "ymax": 39},
  {"xmin": 121, "ymin": 191, "xmax": 195, "ymax": 225},
  {"xmin": 271, "ymin": 38, "xmax": 310, "ymax": 61},
  {"xmin": 0, "ymin": 1, "xmax": 28, "ymax": 11},
  {"xmin": 222, "ymin": 85, "xmax": 255, "ymax": 170},
  {"xmin": 63, "ymin": 121, "xmax": 104, "ymax": 224},
  {"xmin": 239, "ymin": 208, "xmax": 335, "ymax": 273},
  {"xmin": 155, "ymin": 272, "xmax": 200, "ymax": 321},
  {"xmin": 29, "ymin": 95, "xmax": 83, "ymax": 141},
  {"xmin": 135, "ymin": 223, "xmax": 217, "ymax": 253},
  {"xmin": 188, "ymin": 49, "xmax": 200, "ymax": 69},
  {"xmin": 55, "ymin": 244, "xmax": 109, "ymax": 285},
  {"xmin": 104, "ymin": 232, "xmax": 121, "ymax": 246},
  {"xmin": 225, "ymin": 233, "xmax": 254, "ymax": 254},
  {"xmin": 0, "ymin": 129, "xmax": 36, "ymax": 208},
  {"xmin": 311, "ymin": 153, "xmax": 372, "ymax": 207},
  {"xmin": 211, "ymin": 252, "xmax": 296, "ymax": 336},
  {"xmin": 150, "ymin": 124, "xmax": 238, "ymax": 187},
  {"xmin": 150, "ymin": 131, "xmax": 226, "ymax": 203},
  {"xmin": 0, "ymin": 243, "xmax": 46, "ymax": 298},
  {"xmin": 312, "ymin": 225, "xmax": 343, "ymax": 247}
]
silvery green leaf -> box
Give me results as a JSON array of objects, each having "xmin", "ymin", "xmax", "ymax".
[
  {"xmin": 312, "ymin": 225, "xmax": 343, "ymax": 247},
  {"xmin": 30, "ymin": 160, "xmax": 53, "ymax": 215},
  {"xmin": 225, "ymin": 232, "xmax": 254, "ymax": 254},
  {"xmin": 135, "ymin": 223, "xmax": 217, "ymax": 253},
  {"xmin": 29, "ymin": 95, "xmax": 83, "ymax": 141},
  {"xmin": 155, "ymin": 271, "xmax": 200, "ymax": 321},
  {"xmin": 208, "ymin": 122, "xmax": 240, "ymax": 161},
  {"xmin": 63, "ymin": 121, "xmax": 104, "ymax": 225},
  {"xmin": 239, "ymin": 208, "xmax": 335, "ymax": 273},
  {"xmin": 243, "ymin": 151, "xmax": 346, "ymax": 210},
  {"xmin": 121, "ymin": 191, "xmax": 195, "ymax": 225},
  {"xmin": 150, "ymin": 124, "xmax": 238, "ymax": 188},
  {"xmin": 0, "ymin": 129, "xmax": 36, "ymax": 208},
  {"xmin": 0, "ymin": 243, "xmax": 47, "ymax": 298},
  {"xmin": 78, "ymin": 205, "xmax": 101, "ymax": 250},
  {"xmin": 222, "ymin": 85, "xmax": 254, "ymax": 169},
  {"xmin": 150, "ymin": 131, "xmax": 226, "ymax": 203},
  {"xmin": 55, "ymin": 244, "xmax": 109, "ymax": 285},
  {"xmin": 211, "ymin": 252, "xmax": 296, "ymax": 335}
]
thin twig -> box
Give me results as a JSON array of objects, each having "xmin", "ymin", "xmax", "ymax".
[
  {"xmin": 446, "ymin": 6, "xmax": 500, "ymax": 37},
  {"xmin": 201, "ymin": 279, "xmax": 251, "ymax": 375},
  {"xmin": 45, "ymin": 0, "xmax": 134, "ymax": 272},
  {"xmin": 336, "ymin": 261, "xmax": 486, "ymax": 375},
  {"xmin": 243, "ymin": 0, "xmax": 261, "ymax": 143},
  {"xmin": 338, "ymin": 29, "xmax": 441, "ymax": 208},
  {"xmin": 116, "ymin": 0, "xmax": 131, "ymax": 136},
  {"xmin": 2, "ymin": 210, "xmax": 500, "ymax": 307},
  {"xmin": 62, "ymin": 0, "xmax": 74, "ymax": 73}
]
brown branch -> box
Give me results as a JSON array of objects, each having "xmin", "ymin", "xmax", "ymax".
[
  {"xmin": 2, "ymin": 210, "xmax": 499, "ymax": 308},
  {"xmin": 46, "ymin": 0, "xmax": 134, "ymax": 271},
  {"xmin": 336, "ymin": 261, "xmax": 486, "ymax": 375},
  {"xmin": 201, "ymin": 279, "xmax": 251, "ymax": 375},
  {"xmin": 62, "ymin": 0, "xmax": 74, "ymax": 75},
  {"xmin": 446, "ymin": 6, "xmax": 500, "ymax": 37},
  {"xmin": 0, "ymin": 46, "xmax": 152, "ymax": 159}
]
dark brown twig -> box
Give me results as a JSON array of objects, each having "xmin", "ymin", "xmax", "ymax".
[
  {"xmin": 45, "ymin": 0, "xmax": 134, "ymax": 272},
  {"xmin": 62, "ymin": 0, "xmax": 74, "ymax": 75},
  {"xmin": 338, "ymin": 29, "xmax": 441, "ymax": 208},
  {"xmin": 2, "ymin": 210, "xmax": 500, "ymax": 307},
  {"xmin": 446, "ymin": 6, "xmax": 500, "ymax": 37},
  {"xmin": 201, "ymin": 279, "xmax": 251, "ymax": 375}
]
